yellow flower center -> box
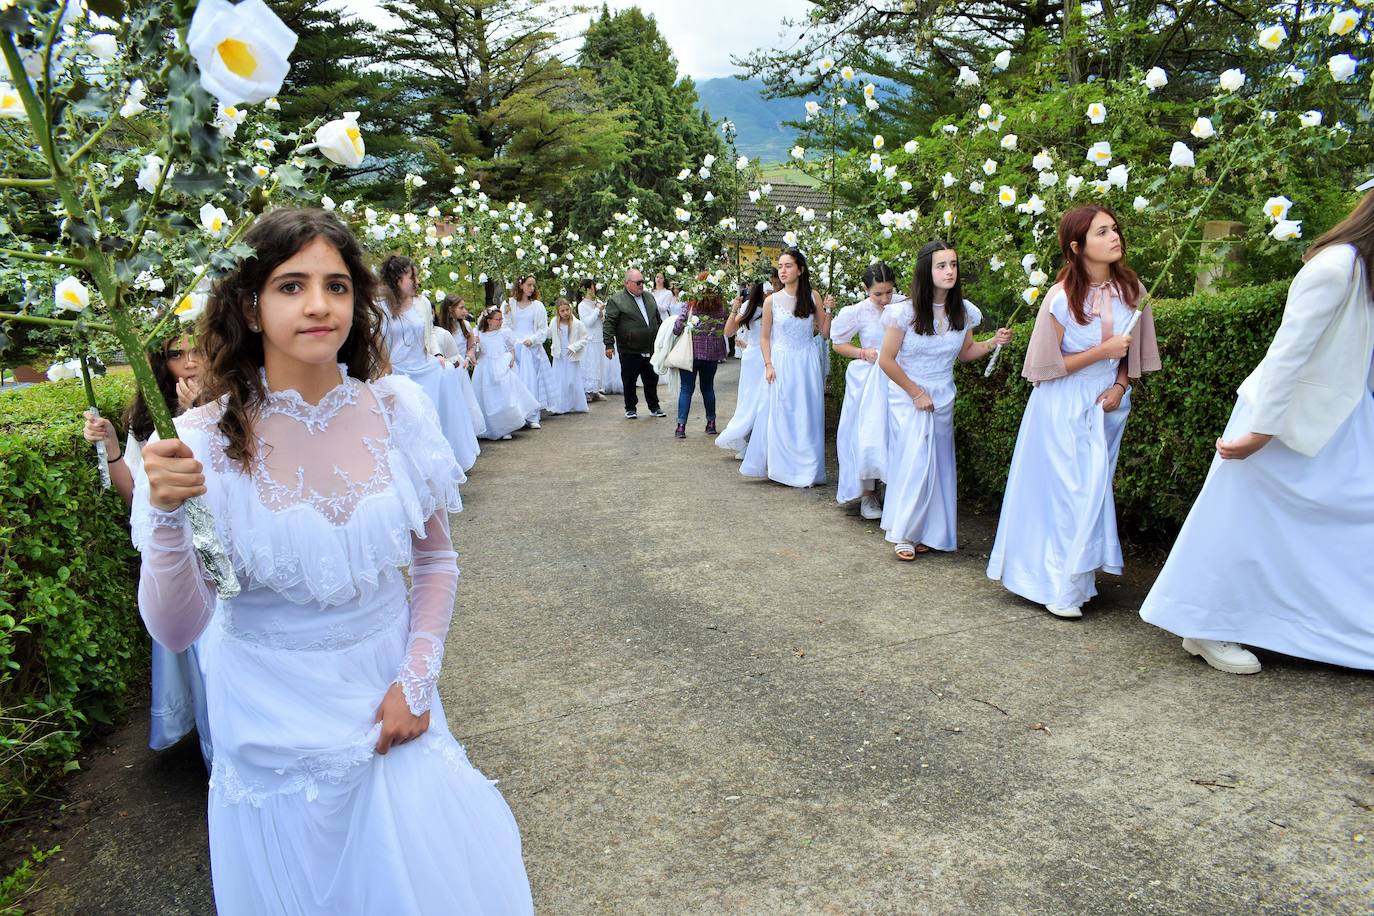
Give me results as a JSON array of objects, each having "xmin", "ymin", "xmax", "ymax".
[
  {"xmin": 224, "ymin": 106, "xmax": 239, "ymax": 119},
  {"xmin": 217, "ymin": 38, "xmax": 258, "ymax": 78},
  {"xmin": 211, "ymin": 217, "xmax": 223, "ymax": 231},
  {"xmin": 62, "ymin": 289, "xmax": 83, "ymax": 305}
]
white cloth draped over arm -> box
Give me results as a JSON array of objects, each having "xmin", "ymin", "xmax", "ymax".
[{"xmin": 396, "ymin": 511, "xmax": 459, "ymax": 715}]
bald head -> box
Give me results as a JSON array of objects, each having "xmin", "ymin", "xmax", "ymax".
[{"xmin": 624, "ymin": 268, "xmax": 645, "ymax": 296}]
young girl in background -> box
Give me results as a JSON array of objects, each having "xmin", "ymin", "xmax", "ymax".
[
  {"xmin": 577, "ymin": 279, "xmax": 609, "ymax": 401},
  {"xmin": 437, "ymin": 294, "xmax": 487, "ymax": 441},
  {"xmin": 503, "ymin": 275, "xmax": 553, "ymax": 427},
  {"xmin": 832, "ymin": 263, "xmax": 899, "ymax": 519},
  {"xmin": 547, "ymin": 298, "xmax": 590, "ymax": 415},
  {"xmin": 717, "ymin": 282, "xmax": 767, "ymax": 459},
  {"xmin": 473, "ymin": 307, "xmax": 542, "ymax": 440}
]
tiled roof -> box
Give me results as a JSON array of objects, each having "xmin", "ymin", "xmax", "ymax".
[{"xmin": 736, "ymin": 183, "xmax": 833, "ymax": 246}]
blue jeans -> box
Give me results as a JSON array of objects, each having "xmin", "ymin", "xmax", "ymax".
[{"xmin": 677, "ymin": 358, "xmax": 718, "ymax": 424}]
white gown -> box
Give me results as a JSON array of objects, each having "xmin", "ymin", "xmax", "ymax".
[
  {"xmin": 505, "ymin": 300, "xmax": 553, "ymax": 420},
  {"xmin": 434, "ymin": 326, "xmax": 488, "ymax": 440},
  {"xmin": 381, "ymin": 300, "xmax": 480, "ymax": 472},
  {"xmin": 548, "ymin": 323, "xmax": 589, "ymax": 415},
  {"xmin": 716, "ymin": 309, "xmax": 766, "ymax": 458},
  {"xmin": 1139, "ymin": 352, "xmax": 1374, "ymax": 670},
  {"xmin": 127, "ymin": 434, "xmax": 213, "ymax": 766},
  {"xmin": 741, "ymin": 293, "xmax": 827, "ymax": 487},
  {"xmin": 577, "ymin": 299, "xmax": 608, "ymax": 394},
  {"xmin": 877, "ymin": 301, "xmax": 981, "ymax": 551},
  {"xmin": 830, "ymin": 297, "xmax": 891, "ymax": 504},
  {"xmin": 473, "ymin": 329, "xmax": 543, "ymax": 439},
  {"xmin": 987, "ymin": 288, "xmax": 1136, "ymax": 608},
  {"xmin": 130, "ymin": 369, "xmax": 532, "ymax": 914}
]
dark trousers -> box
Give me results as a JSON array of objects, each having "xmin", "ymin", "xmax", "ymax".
[
  {"xmin": 677, "ymin": 359, "xmax": 718, "ymax": 424},
  {"xmin": 620, "ymin": 351, "xmax": 660, "ymax": 413}
]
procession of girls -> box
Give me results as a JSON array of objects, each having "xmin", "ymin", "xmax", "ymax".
[{"xmin": 85, "ymin": 191, "xmax": 1370, "ymax": 913}]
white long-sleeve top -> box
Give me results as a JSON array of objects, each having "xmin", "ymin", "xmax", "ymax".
[{"xmin": 504, "ymin": 299, "xmax": 549, "ymax": 347}]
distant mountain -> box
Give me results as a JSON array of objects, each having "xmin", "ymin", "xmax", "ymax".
[{"xmin": 694, "ymin": 78, "xmax": 801, "ymax": 166}]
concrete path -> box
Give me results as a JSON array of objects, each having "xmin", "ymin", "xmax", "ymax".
[{"xmin": 27, "ymin": 360, "xmax": 1374, "ymax": 914}]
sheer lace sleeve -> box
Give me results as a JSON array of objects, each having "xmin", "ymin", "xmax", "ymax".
[{"xmin": 396, "ymin": 511, "xmax": 458, "ymax": 715}]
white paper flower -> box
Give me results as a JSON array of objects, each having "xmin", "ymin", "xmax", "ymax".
[
  {"xmin": 703, "ymin": 191, "xmax": 715, "ymax": 203},
  {"xmin": 1000, "ymin": 133, "xmax": 1018, "ymax": 151},
  {"xmin": 1218, "ymin": 68, "xmax": 1246, "ymax": 92},
  {"xmin": 1282, "ymin": 65, "xmax": 1306, "ymax": 86},
  {"xmin": 1018, "ymin": 194, "xmax": 1046, "ymax": 216},
  {"xmin": 868, "ymin": 152, "xmax": 882, "ymax": 172},
  {"xmin": 321, "ymin": 195, "xmax": 336, "ymax": 210},
  {"xmin": 1038, "ymin": 171, "xmax": 1059, "ymax": 188},
  {"xmin": 175, "ymin": 290, "xmax": 209, "ymax": 323},
  {"xmin": 47, "ymin": 359, "xmax": 83, "ymax": 382},
  {"xmin": 1065, "ymin": 174, "xmax": 1085, "ymax": 197},
  {"xmin": 755, "ymin": 220, "xmax": 768, "ymax": 232},
  {"xmin": 790, "ymin": 146, "xmax": 805, "ymax": 160},
  {"xmin": 989, "ymin": 256, "xmax": 1005, "ymax": 272},
  {"xmin": 1086, "ymin": 141, "xmax": 1112, "ymax": 167},
  {"xmin": 187, "ymin": 0, "xmax": 298, "ymax": 105},
  {"xmin": 872, "ymin": 134, "xmax": 884, "ymax": 150},
  {"xmin": 116, "ymin": 79, "xmax": 148, "ymax": 118},
  {"xmin": 840, "ymin": 65, "xmax": 856, "ymax": 81},
  {"xmin": 315, "ymin": 111, "xmax": 365, "ymax": 166},
  {"xmin": 783, "ymin": 230, "xmax": 799, "ymax": 247},
  {"xmin": 942, "ymin": 210, "xmax": 953, "ymax": 227},
  {"xmin": 1106, "ymin": 164, "xmax": 1128, "ymax": 189},
  {"xmin": 818, "ymin": 57, "xmax": 835, "ymax": 74},
  {"xmin": 1264, "ymin": 195, "xmax": 1294, "ymax": 222},
  {"xmin": 1328, "ymin": 54, "xmax": 1357, "ymax": 83},
  {"xmin": 1031, "ymin": 150, "xmax": 1053, "ymax": 172},
  {"xmin": 863, "ymin": 82, "xmax": 876, "ymax": 100},
  {"xmin": 1021, "ymin": 254, "xmax": 1038, "ymax": 274},
  {"xmin": 135, "ymin": 154, "xmax": 164, "ymax": 193},
  {"xmin": 735, "ymin": 155, "xmax": 749, "ymax": 171},
  {"xmin": 1169, "ymin": 141, "xmax": 1195, "ymax": 169},
  {"xmin": 676, "ymin": 168, "xmax": 691, "ymax": 180},
  {"xmin": 1269, "ymin": 219, "xmax": 1302, "ymax": 241},
  {"xmin": 997, "ymin": 185, "xmax": 1017, "ymax": 207},
  {"xmin": 703, "ymin": 154, "xmax": 717, "ymax": 168},
  {"xmin": 1299, "ymin": 110, "xmax": 1323, "ymax": 128},
  {"xmin": 883, "ymin": 164, "xmax": 897, "ymax": 180},
  {"xmin": 1028, "ymin": 268, "xmax": 1049, "ymax": 287},
  {"xmin": 957, "ymin": 66, "xmax": 979, "ymax": 86},
  {"xmin": 200, "ymin": 203, "xmax": 231, "ymax": 237},
  {"xmin": 698, "ymin": 167, "xmax": 711, "ymax": 180},
  {"xmin": 993, "ymin": 49, "xmax": 1011, "ymax": 71},
  {"xmin": 969, "ymin": 180, "xmax": 985, "ymax": 194},
  {"xmin": 251, "ymin": 163, "xmax": 269, "ymax": 178},
  {"xmin": 1133, "ymin": 196, "xmax": 1149, "ymax": 213},
  {"xmin": 1191, "ymin": 117, "xmax": 1215, "ymax": 139},
  {"xmin": 942, "ymin": 172, "xmax": 956, "ymax": 188},
  {"xmin": 900, "ymin": 180, "xmax": 912, "ymax": 194},
  {"xmin": 214, "ymin": 102, "xmax": 246, "ymax": 137},
  {"xmin": 87, "ymin": 34, "xmax": 118, "ymax": 62},
  {"xmin": 1256, "ymin": 24, "xmax": 1286, "ymax": 51},
  {"xmin": 942, "ymin": 124, "xmax": 958, "ymax": 134},
  {"xmin": 1022, "ymin": 286, "xmax": 1041, "ymax": 306},
  {"xmin": 1330, "ymin": 9, "xmax": 1359, "ymax": 36},
  {"xmin": 805, "ymin": 100, "xmax": 820, "ymax": 118},
  {"xmin": 54, "ymin": 276, "xmax": 90, "ymax": 312},
  {"xmin": 674, "ymin": 207, "xmax": 691, "ymax": 222},
  {"xmin": 1, "ymin": 82, "xmax": 25, "ymax": 119},
  {"xmin": 254, "ymin": 137, "xmax": 276, "ymax": 153},
  {"xmin": 1087, "ymin": 102, "xmax": 1107, "ymax": 124},
  {"xmin": 982, "ymin": 158, "xmax": 998, "ymax": 175},
  {"xmin": 1143, "ymin": 66, "xmax": 1168, "ymax": 90},
  {"xmin": 264, "ymin": 96, "xmax": 281, "ymax": 111}
]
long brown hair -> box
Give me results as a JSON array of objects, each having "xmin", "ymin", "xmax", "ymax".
[
  {"xmin": 909, "ymin": 242, "xmax": 968, "ymax": 335},
  {"xmin": 508, "ymin": 274, "xmax": 538, "ymax": 305},
  {"xmin": 378, "ymin": 255, "xmax": 416, "ymax": 315},
  {"xmin": 198, "ymin": 208, "xmax": 386, "ymax": 470},
  {"xmin": 124, "ymin": 337, "xmax": 186, "ymax": 442},
  {"xmin": 1055, "ymin": 206, "xmax": 1141, "ymax": 325},
  {"xmin": 780, "ymin": 248, "xmax": 816, "ymax": 319},
  {"xmin": 1307, "ymin": 189, "xmax": 1374, "ymax": 281},
  {"xmin": 439, "ymin": 293, "xmax": 472, "ymax": 342}
]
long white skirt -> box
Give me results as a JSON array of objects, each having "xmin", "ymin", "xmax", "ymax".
[
  {"xmin": 880, "ymin": 390, "xmax": 957, "ymax": 550},
  {"xmin": 203, "ymin": 591, "xmax": 532, "ymax": 915},
  {"xmin": 1140, "ymin": 393, "xmax": 1374, "ymax": 669},
  {"xmin": 149, "ymin": 638, "xmax": 212, "ymax": 766},
  {"xmin": 581, "ymin": 343, "xmax": 607, "ymax": 394},
  {"xmin": 513, "ymin": 343, "xmax": 553, "ymax": 421},
  {"xmin": 987, "ymin": 366, "xmax": 1131, "ymax": 608},
  {"xmin": 472, "ymin": 356, "xmax": 542, "ymax": 440},
  {"xmin": 835, "ymin": 358, "xmax": 881, "ymax": 504},
  {"xmin": 603, "ymin": 349, "xmax": 624, "ymax": 395},
  {"xmin": 452, "ymin": 364, "xmax": 487, "ymax": 439},
  {"xmin": 548, "ymin": 355, "xmax": 589, "ymax": 414},
  {"xmin": 394, "ymin": 360, "xmax": 479, "ymax": 473},
  {"xmin": 852, "ymin": 362, "xmax": 896, "ymax": 490},
  {"xmin": 716, "ymin": 345, "xmax": 766, "ymax": 456},
  {"xmin": 741, "ymin": 343, "xmax": 827, "ymax": 487}
]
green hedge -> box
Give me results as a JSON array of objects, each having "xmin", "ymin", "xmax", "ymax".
[
  {"xmin": 0, "ymin": 374, "xmax": 146, "ymax": 818},
  {"xmin": 831, "ymin": 281, "xmax": 1289, "ymax": 538}
]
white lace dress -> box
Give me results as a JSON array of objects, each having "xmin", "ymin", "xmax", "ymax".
[
  {"xmin": 505, "ymin": 300, "xmax": 554, "ymax": 420},
  {"xmin": 381, "ymin": 300, "xmax": 480, "ymax": 472},
  {"xmin": 578, "ymin": 299, "xmax": 608, "ymax": 395},
  {"xmin": 717, "ymin": 308, "xmax": 766, "ymax": 458},
  {"xmin": 741, "ymin": 293, "xmax": 827, "ymax": 487},
  {"xmin": 473, "ymin": 329, "xmax": 543, "ymax": 439},
  {"xmin": 875, "ymin": 301, "xmax": 981, "ymax": 550},
  {"xmin": 548, "ymin": 322, "xmax": 589, "ymax": 415},
  {"xmin": 830, "ymin": 297, "xmax": 893, "ymax": 504},
  {"xmin": 131, "ymin": 369, "xmax": 532, "ymax": 914}
]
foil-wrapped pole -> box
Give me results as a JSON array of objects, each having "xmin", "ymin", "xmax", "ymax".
[
  {"xmin": 87, "ymin": 407, "xmax": 112, "ymax": 489},
  {"xmin": 983, "ymin": 343, "xmax": 1004, "ymax": 378},
  {"xmin": 185, "ymin": 496, "xmax": 241, "ymax": 599}
]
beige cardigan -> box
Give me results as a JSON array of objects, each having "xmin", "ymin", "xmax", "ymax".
[
  {"xmin": 1238, "ymin": 243, "xmax": 1374, "ymax": 456},
  {"xmin": 548, "ymin": 317, "xmax": 588, "ymax": 361}
]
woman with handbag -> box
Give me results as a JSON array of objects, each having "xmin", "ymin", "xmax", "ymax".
[{"xmin": 669, "ymin": 272, "xmax": 729, "ymax": 439}]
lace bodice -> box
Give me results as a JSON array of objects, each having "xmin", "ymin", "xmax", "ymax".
[
  {"xmin": 131, "ymin": 368, "xmax": 464, "ymax": 715},
  {"xmin": 505, "ymin": 300, "xmax": 547, "ymax": 345},
  {"xmin": 478, "ymin": 328, "xmax": 516, "ymax": 363},
  {"xmin": 381, "ymin": 298, "xmax": 433, "ymax": 373},
  {"xmin": 882, "ymin": 300, "xmax": 981, "ymax": 399},
  {"xmin": 768, "ymin": 292, "xmax": 817, "ymax": 353},
  {"xmin": 831, "ymin": 297, "xmax": 897, "ymax": 350}
]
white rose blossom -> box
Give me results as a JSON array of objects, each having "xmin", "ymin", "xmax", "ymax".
[
  {"xmin": 1169, "ymin": 141, "xmax": 1195, "ymax": 169},
  {"xmin": 1269, "ymin": 219, "xmax": 1302, "ymax": 241},
  {"xmin": 187, "ymin": 0, "xmax": 298, "ymax": 105},
  {"xmin": 1143, "ymin": 66, "xmax": 1168, "ymax": 90},
  {"xmin": 1191, "ymin": 117, "xmax": 1215, "ymax": 139},
  {"xmin": 1328, "ymin": 54, "xmax": 1357, "ymax": 83}
]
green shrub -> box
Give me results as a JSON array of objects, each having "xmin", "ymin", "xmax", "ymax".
[
  {"xmin": 831, "ymin": 281, "xmax": 1289, "ymax": 538},
  {"xmin": 0, "ymin": 374, "xmax": 146, "ymax": 818}
]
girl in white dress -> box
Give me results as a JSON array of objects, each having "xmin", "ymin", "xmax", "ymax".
[
  {"xmin": 378, "ymin": 256, "xmax": 480, "ymax": 472},
  {"xmin": 503, "ymin": 276, "xmax": 553, "ymax": 427},
  {"xmin": 547, "ymin": 298, "xmax": 589, "ymax": 415},
  {"xmin": 437, "ymin": 294, "xmax": 487, "ymax": 441},
  {"xmin": 473, "ymin": 307, "xmax": 542, "ymax": 440},
  {"xmin": 577, "ymin": 279, "xmax": 609, "ymax": 400},
  {"xmin": 877, "ymin": 242, "xmax": 1012, "ymax": 559},
  {"xmin": 652, "ymin": 272, "xmax": 679, "ymax": 320},
  {"xmin": 133, "ymin": 208, "xmax": 532, "ymax": 914},
  {"xmin": 742, "ymin": 249, "xmax": 834, "ymax": 487},
  {"xmin": 717, "ymin": 282, "xmax": 767, "ymax": 459},
  {"xmin": 988, "ymin": 206, "xmax": 1161, "ymax": 618},
  {"xmin": 1140, "ymin": 195, "xmax": 1374, "ymax": 674},
  {"xmin": 832, "ymin": 263, "xmax": 898, "ymax": 518},
  {"xmin": 83, "ymin": 334, "xmax": 213, "ymax": 767}
]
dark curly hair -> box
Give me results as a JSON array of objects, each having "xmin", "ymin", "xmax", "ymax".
[
  {"xmin": 124, "ymin": 339, "xmax": 183, "ymax": 442},
  {"xmin": 197, "ymin": 208, "xmax": 386, "ymax": 470},
  {"xmin": 378, "ymin": 254, "xmax": 417, "ymax": 315}
]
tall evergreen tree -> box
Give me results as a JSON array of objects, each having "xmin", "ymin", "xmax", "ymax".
[{"xmin": 555, "ymin": 7, "xmax": 727, "ymax": 233}]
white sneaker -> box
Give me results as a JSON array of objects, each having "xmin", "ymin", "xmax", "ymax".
[
  {"xmin": 528, "ymin": 420, "xmax": 541, "ymax": 429},
  {"xmin": 1045, "ymin": 603, "xmax": 1083, "ymax": 619},
  {"xmin": 500, "ymin": 434, "xmax": 512, "ymax": 440},
  {"xmin": 1183, "ymin": 638, "xmax": 1261, "ymax": 675},
  {"xmin": 859, "ymin": 494, "xmax": 883, "ymax": 520}
]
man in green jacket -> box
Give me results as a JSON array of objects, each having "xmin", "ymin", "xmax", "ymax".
[{"xmin": 603, "ymin": 267, "xmax": 665, "ymax": 419}]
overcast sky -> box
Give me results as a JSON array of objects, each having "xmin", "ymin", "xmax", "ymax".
[{"xmin": 335, "ymin": 0, "xmax": 809, "ymax": 80}]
